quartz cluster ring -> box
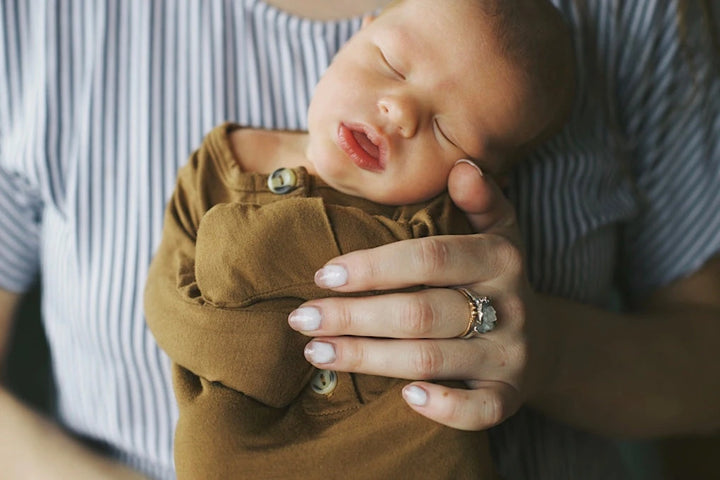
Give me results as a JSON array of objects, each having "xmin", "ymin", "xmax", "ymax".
[{"xmin": 453, "ymin": 287, "xmax": 497, "ymax": 338}]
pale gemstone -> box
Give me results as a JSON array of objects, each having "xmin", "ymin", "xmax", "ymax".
[{"xmin": 480, "ymin": 302, "xmax": 497, "ymax": 333}]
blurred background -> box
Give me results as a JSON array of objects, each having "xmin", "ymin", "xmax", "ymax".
[{"xmin": 5, "ymin": 284, "xmax": 54, "ymax": 414}]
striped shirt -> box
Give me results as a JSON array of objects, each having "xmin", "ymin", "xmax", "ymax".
[{"xmin": 1, "ymin": 1, "xmax": 718, "ymax": 478}]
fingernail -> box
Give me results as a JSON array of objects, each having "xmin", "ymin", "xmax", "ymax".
[
  {"xmin": 289, "ymin": 307, "xmax": 322, "ymax": 331},
  {"xmin": 403, "ymin": 385, "xmax": 428, "ymax": 406},
  {"xmin": 315, "ymin": 264, "xmax": 348, "ymax": 288},
  {"xmin": 304, "ymin": 341, "xmax": 336, "ymax": 364},
  {"xmin": 455, "ymin": 158, "xmax": 484, "ymax": 177}
]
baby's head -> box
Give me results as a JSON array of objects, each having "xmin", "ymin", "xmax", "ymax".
[{"xmin": 306, "ymin": 0, "xmax": 575, "ymax": 205}]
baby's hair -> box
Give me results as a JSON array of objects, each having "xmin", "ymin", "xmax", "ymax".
[{"xmin": 476, "ymin": 0, "xmax": 576, "ymax": 147}]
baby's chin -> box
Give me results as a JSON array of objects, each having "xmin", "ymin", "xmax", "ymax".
[
  {"xmin": 342, "ymin": 186, "xmax": 433, "ymax": 206},
  {"xmin": 319, "ymin": 176, "xmax": 389, "ymax": 204},
  {"xmin": 311, "ymin": 159, "xmax": 437, "ymax": 206}
]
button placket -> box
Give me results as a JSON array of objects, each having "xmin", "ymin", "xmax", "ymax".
[
  {"xmin": 310, "ymin": 369, "xmax": 338, "ymax": 395},
  {"xmin": 267, "ymin": 167, "xmax": 298, "ymax": 194}
]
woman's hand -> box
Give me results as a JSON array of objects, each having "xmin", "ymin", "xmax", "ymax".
[{"xmin": 288, "ymin": 160, "xmax": 558, "ymax": 430}]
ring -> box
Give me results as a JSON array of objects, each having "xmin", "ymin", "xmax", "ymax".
[{"xmin": 454, "ymin": 288, "xmax": 497, "ymax": 338}]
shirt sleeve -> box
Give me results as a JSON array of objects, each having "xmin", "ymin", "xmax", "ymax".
[
  {"xmin": 0, "ymin": 165, "xmax": 42, "ymax": 293},
  {"xmin": 0, "ymin": 2, "xmax": 44, "ymax": 293},
  {"xmin": 614, "ymin": 3, "xmax": 720, "ymax": 298}
]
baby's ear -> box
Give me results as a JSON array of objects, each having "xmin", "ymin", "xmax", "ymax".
[{"xmin": 361, "ymin": 14, "xmax": 376, "ymax": 28}]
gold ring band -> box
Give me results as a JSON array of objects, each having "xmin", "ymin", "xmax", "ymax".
[{"xmin": 453, "ymin": 287, "xmax": 497, "ymax": 338}]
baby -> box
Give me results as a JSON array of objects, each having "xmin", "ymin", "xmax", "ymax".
[{"xmin": 145, "ymin": 0, "xmax": 574, "ymax": 478}]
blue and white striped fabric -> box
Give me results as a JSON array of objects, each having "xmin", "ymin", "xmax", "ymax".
[{"xmin": 0, "ymin": 1, "xmax": 718, "ymax": 479}]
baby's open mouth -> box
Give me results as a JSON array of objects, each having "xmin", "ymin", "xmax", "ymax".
[
  {"xmin": 337, "ymin": 124, "xmax": 386, "ymax": 172},
  {"xmin": 352, "ymin": 130, "xmax": 380, "ymax": 160}
]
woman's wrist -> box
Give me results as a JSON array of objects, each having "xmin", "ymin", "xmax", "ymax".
[
  {"xmin": 0, "ymin": 388, "xmax": 148, "ymax": 479},
  {"xmin": 526, "ymin": 292, "xmax": 720, "ymax": 437}
]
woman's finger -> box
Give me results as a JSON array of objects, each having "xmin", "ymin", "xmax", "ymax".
[
  {"xmin": 291, "ymin": 286, "xmax": 520, "ymax": 339},
  {"xmin": 448, "ymin": 159, "xmax": 519, "ymax": 243},
  {"xmin": 402, "ymin": 380, "xmax": 523, "ymax": 431},
  {"xmin": 313, "ymin": 165, "xmax": 524, "ymax": 294},
  {"xmin": 314, "ymin": 233, "xmax": 522, "ymax": 293},
  {"xmin": 302, "ymin": 335, "xmax": 521, "ymax": 385},
  {"xmin": 289, "ymin": 288, "xmax": 472, "ymax": 338}
]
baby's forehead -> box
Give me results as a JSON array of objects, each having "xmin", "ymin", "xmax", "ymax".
[
  {"xmin": 384, "ymin": 0, "xmax": 498, "ymax": 34},
  {"xmin": 386, "ymin": 0, "xmax": 539, "ymax": 72}
]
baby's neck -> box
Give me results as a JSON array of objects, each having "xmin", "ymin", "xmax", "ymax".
[{"xmin": 229, "ymin": 128, "xmax": 313, "ymax": 174}]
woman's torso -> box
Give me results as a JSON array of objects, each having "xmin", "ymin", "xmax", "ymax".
[{"xmin": 3, "ymin": 0, "xmax": 718, "ymax": 478}]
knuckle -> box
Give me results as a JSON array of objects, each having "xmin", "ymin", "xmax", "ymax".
[
  {"xmin": 492, "ymin": 238, "xmax": 523, "ymax": 277},
  {"xmin": 481, "ymin": 390, "xmax": 507, "ymax": 427},
  {"xmin": 411, "ymin": 343, "xmax": 444, "ymax": 379},
  {"xmin": 338, "ymin": 300, "xmax": 358, "ymax": 333},
  {"xmin": 340, "ymin": 341, "xmax": 364, "ymax": 371},
  {"xmin": 499, "ymin": 295, "xmax": 528, "ymax": 334},
  {"xmin": 496, "ymin": 296, "xmax": 530, "ymax": 369},
  {"xmin": 490, "ymin": 335, "xmax": 528, "ymax": 373},
  {"xmin": 440, "ymin": 393, "xmax": 468, "ymax": 426},
  {"xmin": 325, "ymin": 297, "xmax": 353, "ymax": 332},
  {"xmin": 503, "ymin": 295, "xmax": 526, "ymax": 323},
  {"xmin": 505, "ymin": 340, "xmax": 529, "ymax": 372},
  {"xmin": 412, "ymin": 238, "xmax": 450, "ymax": 277},
  {"xmin": 399, "ymin": 295, "xmax": 436, "ymax": 336},
  {"xmin": 356, "ymin": 250, "xmax": 381, "ymax": 285}
]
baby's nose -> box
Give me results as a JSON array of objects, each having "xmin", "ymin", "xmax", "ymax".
[{"xmin": 378, "ymin": 95, "xmax": 418, "ymax": 138}]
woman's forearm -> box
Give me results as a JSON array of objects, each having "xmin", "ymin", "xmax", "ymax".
[
  {"xmin": 532, "ymin": 293, "xmax": 720, "ymax": 438},
  {"xmin": 0, "ymin": 290, "xmax": 147, "ymax": 479},
  {"xmin": 0, "ymin": 388, "xmax": 148, "ymax": 479}
]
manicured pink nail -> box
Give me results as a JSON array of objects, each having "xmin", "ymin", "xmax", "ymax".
[
  {"xmin": 289, "ymin": 307, "xmax": 322, "ymax": 331},
  {"xmin": 455, "ymin": 158, "xmax": 484, "ymax": 177},
  {"xmin": 403, "ymin": 385, "xmax": 428, "ymax": 406},
  {"xmin": 304, "ymin": 341, "xmax": 336, "ymax": 364},
  {"xmin": 315, "ymin": 265, "xmax": 348, "ymax": 288}
]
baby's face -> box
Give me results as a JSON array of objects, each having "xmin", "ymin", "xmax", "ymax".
[{"xmin": 307, "ymin": 0, "xmax": 546, "ymax": 205}]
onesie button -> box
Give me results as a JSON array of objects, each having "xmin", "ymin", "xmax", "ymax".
[
  {"xmin": 267, "ymin": 167, "xmax": 298, "ymax": 194},
  {"xmin": 310, "ymin": 369, "xmax": 337, "ymax": 395}
]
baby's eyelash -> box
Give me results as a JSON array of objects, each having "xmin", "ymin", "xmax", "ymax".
[
  {"xmin": 434, "ymin": 118, "xmax": 455, "ymax": 147},
  {"xmin": 379, "ymin": 48, "xmax": 405, "ymax": 80}
]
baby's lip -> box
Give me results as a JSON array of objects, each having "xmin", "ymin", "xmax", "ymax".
[
  {"xmin": 353, "ymin": 129, "xmax": 379, "ymax": 160},
  {"xmin": 337, "ymin": 123, "xmax": 388, "ymax": 172}
]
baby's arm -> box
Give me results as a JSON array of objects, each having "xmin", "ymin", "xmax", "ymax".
[{"xmin": 144, "ymin": 154, "xmax": 318, "ymax": 407}]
